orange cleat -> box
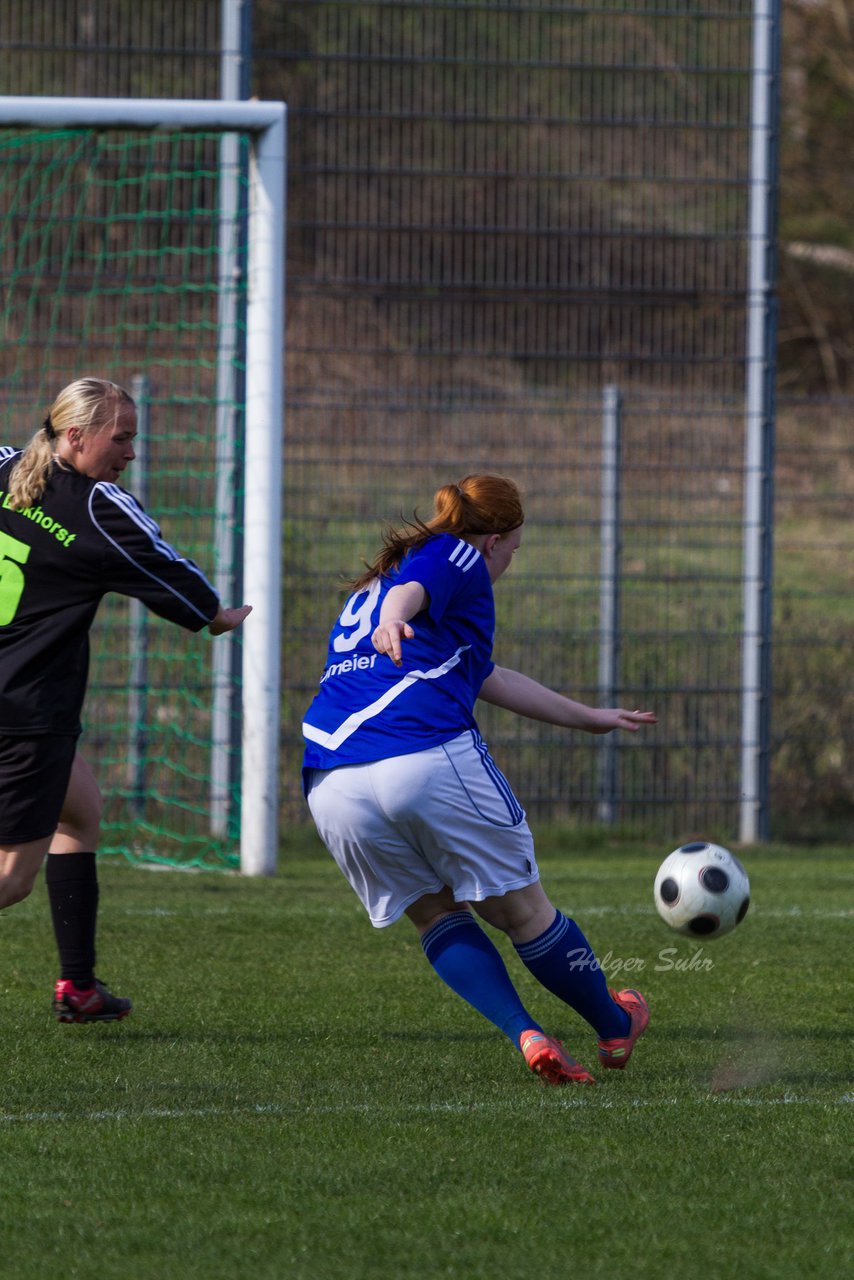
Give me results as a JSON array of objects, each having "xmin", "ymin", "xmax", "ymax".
[
  {"xmin": 520, "ymin": 1029, "xmax": 595, "ymax": 1086},
  {"xmin": 597, "ymin": 988, "xmax": 649, "ymax": 1069}
]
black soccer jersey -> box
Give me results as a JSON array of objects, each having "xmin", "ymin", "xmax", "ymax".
[{"xmin": 0, "ymin": 449, "xmax": 220, "ymax": 735}]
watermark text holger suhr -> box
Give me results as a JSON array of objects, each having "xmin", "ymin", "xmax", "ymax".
[{"xmin": 567, "ymin": 947, "xmax": 714, "ymax": 979}]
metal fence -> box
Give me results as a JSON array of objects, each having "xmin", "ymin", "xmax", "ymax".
[{"xmin": 1, "ymin": 0, "xmax": 851, "ymax": 843}]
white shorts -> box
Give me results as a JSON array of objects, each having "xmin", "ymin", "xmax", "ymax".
[{"xmin": 306, "ymin": 729, "xmax": 539, "ymax": 927}]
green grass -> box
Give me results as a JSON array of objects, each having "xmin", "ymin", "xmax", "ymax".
[{"xmin": 1, "ymin": 833, "xmax": 851, "ymax": 1279}]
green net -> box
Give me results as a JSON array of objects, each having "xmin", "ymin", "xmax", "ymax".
[{"xmin": 0, "ymin": 128, "xmax": 248, "ymax": 868}]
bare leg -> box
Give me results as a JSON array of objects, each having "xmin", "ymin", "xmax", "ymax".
[
  {"xmin": 51, "ymin": 751, "xmax": 102, "ymax": 853},
  {"xmin": 0, "ymin": 835, "xmax": 52, "ymax": 909},
  {"xmin": 469, "ymin": 880, "xmax": 556, "ymax": 944},
  {"xmin": 404, "ymin": 884, "xmax": 468, "ymax": 934}
]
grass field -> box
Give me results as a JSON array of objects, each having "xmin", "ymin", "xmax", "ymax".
[{"xmin": 1, "ymin": 832, "xmax": 851, "ymax": 1279}]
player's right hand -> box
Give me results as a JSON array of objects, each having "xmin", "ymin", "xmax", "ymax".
[
  {"xmin": 208, "ymin": 604, "xmax": 253, "ymax": 635},
  {"xmin": 371, "ymin": 619, "xmax": 415, "ymax": 667}
]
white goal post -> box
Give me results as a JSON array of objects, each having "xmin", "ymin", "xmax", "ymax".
[{"xmin": 0, "ymin": 96, "xmax": 286, "ymax": 876}]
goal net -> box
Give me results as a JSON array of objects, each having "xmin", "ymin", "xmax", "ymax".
[{"xmin": 0, "ymin": 98, "xmax": 285, "ymax": 873}]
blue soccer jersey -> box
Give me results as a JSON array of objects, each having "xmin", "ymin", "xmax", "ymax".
[{"xmin": 302, "ymin": 534, "xmax": 496, "ymax": 779}]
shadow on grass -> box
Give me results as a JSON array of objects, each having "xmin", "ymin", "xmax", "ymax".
[
  {"xmin": 108, "ymin": 1026, "xmax": 498, "ymax": 1047},
  {"xmin": 654, "ymin": 1024, "xmax": 852, "ymax": 1042}
]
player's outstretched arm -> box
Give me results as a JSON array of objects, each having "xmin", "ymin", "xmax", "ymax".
[
  {"xmin": 208, "ymin": 604, "xmax": 253, "ymax": 635},
  {"xmin": 479, "ymin": 664, "xmax": 656, "ymax": 735},
  {"xmin": 372, "ymin": 581, "xmax": 427, "ymax": 667}
]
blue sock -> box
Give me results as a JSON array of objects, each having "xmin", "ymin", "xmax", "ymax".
[
  {"xmin": 514, "ymin": 911, "xmax": 630, "ymax": 1039},
  {"xmin": 421, "ymin": 911, "xmax": 541, "ymax": 1048}
]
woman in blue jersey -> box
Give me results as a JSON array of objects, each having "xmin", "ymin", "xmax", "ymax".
[
  {"xmin": 303, "ymin": 474, "xmax": 656, "ymax": 1086},
  {"xmin": 0, "ymin": 377, "xmax": 251, "ymax": 1023}
]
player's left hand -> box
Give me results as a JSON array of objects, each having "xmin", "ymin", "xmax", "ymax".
[{"xmin": 590, "ymin": 708, "xmax": 657, "ymax": 734}]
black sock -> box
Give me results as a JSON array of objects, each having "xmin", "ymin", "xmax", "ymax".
[{"xmin": 45, "ymin": 852, "xmax": 99, "ymax": 987}]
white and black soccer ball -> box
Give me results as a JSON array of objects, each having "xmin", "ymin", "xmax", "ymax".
[{"xmin": 653, "ymin": 842, "xmax": 750, "ymax": 939}]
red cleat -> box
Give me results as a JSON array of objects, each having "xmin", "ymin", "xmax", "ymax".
[
  {"xmin": 520, "ymin": 1029, "xmax": 595, "ymax": 1086},
  {"xmin": 53, "ymin": 978, "xmax": 132, "ymax": 1024},
  {"xmin": 597, "ymin": 988, "xmax": 649, "ymax": 1069}
]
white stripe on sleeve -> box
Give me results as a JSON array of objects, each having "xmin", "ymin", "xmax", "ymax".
[{"xmin": 89, "ymin": 484, "xmax": 214, "ymax": 620}]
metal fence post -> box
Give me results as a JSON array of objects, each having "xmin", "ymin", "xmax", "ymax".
[
  {"xmin": 740, "ymin": 0, "xmax": 780, "ymax": 843},
  {"xmin": 210, "ymin": 0, "xmax": 253, "ymax": 838}
]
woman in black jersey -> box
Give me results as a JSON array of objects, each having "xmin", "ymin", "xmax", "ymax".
[{"xmin": 0, "ymin": 377, "xmax": 251, "ymax": 1022}]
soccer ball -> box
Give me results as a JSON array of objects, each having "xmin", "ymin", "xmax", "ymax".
[{"xmin": 653, "ymin": 842, "xmax": 750, "ymax": 939}]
